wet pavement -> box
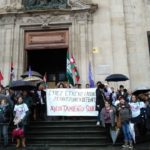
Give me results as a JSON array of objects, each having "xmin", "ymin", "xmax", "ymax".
[{"xmin": 1, "ymin": 143, "xmax": 150, "ymax": 150}]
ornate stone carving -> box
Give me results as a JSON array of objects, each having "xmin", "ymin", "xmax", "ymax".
[
  {"xmin": 0, "ymin": 0, "xmax": 22, "ymax": 13},
  {"xmin": 68, "ymin": 0, "xmax": 91, "ymax": 10},
  {"xmin": 74, "ymin": 12, "xmax": 92, "ymax": 22},
  {"xmin": 16, "ymin": 14, "xmax": 71, "ymax": 25},
  {"xmin": 0, "ymin": 15, "xmax": 16, "ymax": 25},
  {"xmin": 22, "ymin": 0, "xmax": 68, "ymax": 10}
]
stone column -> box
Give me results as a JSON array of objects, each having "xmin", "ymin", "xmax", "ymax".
[
  {"xmin": 110, "ymin": 0, "xmax": 130, "ymax": 88},
  {"xmin": 123, "ymin": 0, "xmax": 150, "ymax": 89},
  {"xmin": 0, "ymin": 15, "xmax": 16, "ymax": 85},
  {"xmin": 92, "ymin": 0, "xmax": 114, "ymax": 83},
  {"xmin": 74, "ymin": 12, "xmax": 90, "ymax": 87}
]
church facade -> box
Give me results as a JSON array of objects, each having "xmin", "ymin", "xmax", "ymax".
[{"xmin": 0, "ymin": 0, "xmax": 150, "ymax": 90}]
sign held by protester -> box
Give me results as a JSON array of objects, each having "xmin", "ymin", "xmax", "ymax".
[{"xmin": 46, "ymin": 88, "xmax": 98, "ymax": 116}]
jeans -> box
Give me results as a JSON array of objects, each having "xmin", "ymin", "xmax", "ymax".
[
  {"xmin": 122, "ymin": 122, "xmax": 132, "ymax": 141},
  {"xmin": 0, "ymin": 124, "xmax": 8, "ymax": 146}
]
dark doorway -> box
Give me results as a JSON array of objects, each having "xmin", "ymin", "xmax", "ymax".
[{"xmin": 27, "ymin": 49, "xmax": 67, "ymax": 84}]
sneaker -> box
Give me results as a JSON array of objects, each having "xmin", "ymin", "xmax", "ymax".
[
  {"xmin": 96, "ymin": 121, "xmax": 100, "ymax": 126},
  {"xmin": 122, "ymin": 144, "xmax": 129, "ymax": 148},
  {"xmin": 128, "ymin": 145, "xmax": 133, "ymax": 149}
]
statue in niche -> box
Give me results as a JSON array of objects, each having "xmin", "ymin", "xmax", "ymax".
[{"xmin": 22, "ymin": 0, "xmax": 67, "ymax": 9}]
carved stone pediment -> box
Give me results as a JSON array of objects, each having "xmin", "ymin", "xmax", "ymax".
[
  {"xmin": 22, "ymin": 0, "xmax": 97, "ymax": 12},
  {"xmin": 68, "ymin": 0, "xmax": 91, "ymax": 10},
  {"xmin": 22, "ymin": 0, "xmax": 68, "ymax": 10}
]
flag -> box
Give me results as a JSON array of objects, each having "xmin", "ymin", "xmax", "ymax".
[
  {"xmin": 10, "ymin": 62, "xmax": 15, "ymax": 81},
  {"xmin": 0, "ymin": 71, "xmax": 3, "ymax": 85},
  {"xmin": 70, "ymin": 54, "xmax": 80, "ymax": 82},
  {"xmin": 88, "ymin": 62, "xmax": 95, "ymax": 88},
  {"xmin": 28, "ymin": 66, "xmax": 32, "ymax": 77},
  {"xmin": 43, "ymin": 72, "xmax": 48, "ymax": 88},
  {"xmin": 0, "ymin": 71, "xmax": 3, "ymax": 81},
  {"xmin": 9, "ymin": 61, "xmax": 15, "ymax": 86},
  {"xmin": 66, "ymin": 51, "xmax": 74, "ymax": 86},
  {"xmin": 43, "ymin": 72, "xmax": 47, "ymax": 83}
]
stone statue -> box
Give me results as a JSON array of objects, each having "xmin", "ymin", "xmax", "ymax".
[{"xmin": 22, "ymin": 0, "xmax": 67, "ymax": 9}]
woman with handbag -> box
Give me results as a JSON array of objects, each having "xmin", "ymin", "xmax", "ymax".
[{"xmin": 13, "ymin": 95, "xmax": 29, "ymax": 148}]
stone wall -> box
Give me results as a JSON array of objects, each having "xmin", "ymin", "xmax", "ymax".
[
  {"xmin": 0, "ymin": 0, "xmax": 150, "ymax": 90},
  {"xmin": 91, "ymin": 0, "xmax": 150, "ymax": 90}
]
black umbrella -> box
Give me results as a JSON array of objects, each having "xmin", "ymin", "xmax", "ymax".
[
  {"xmin": 132, "ymin": 86, "xmax": 150, "ymax": 95},
  {"xmin": 21, "ymin": 71, "xmax": 43, "ymax": 78},
  {"xmin": 105, "ymin": 74, "xmax": 129, "ymax": 82},
  {"xmin": 10, "ymin": 80, "xmax": 36, "ymax": 91}
]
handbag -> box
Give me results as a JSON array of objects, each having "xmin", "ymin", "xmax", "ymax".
[
  {"xmin": 116, "ymin": 114, "xmax": 121, "ymax": 128},
  {"xmin": 12, "ymin": 127, "xmax": 24, "ymax": 139}
]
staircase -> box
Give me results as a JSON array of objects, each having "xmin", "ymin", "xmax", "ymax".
[
  {"xmin": 6, "ymin": 118, "xmax": 150, "ymax": 150},
  {"xmin": 26, "ymin": 118, "xmax": 108, "ymax": 147}
]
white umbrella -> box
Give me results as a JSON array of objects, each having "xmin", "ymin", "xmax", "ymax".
[
  {"xmin": 132, "ymin": 85, "xmax": 150, "ymax": 95},
  {"xmin": 129, "ymin": 122, "xmax": 136, "ymax": 143},
  {"xmin": 110, "ymin": 127, "xmax": 120, "ymax": 144},
  {"xmin": 23, "ymin": 76, "xmax": 43, "ymax": 82}
]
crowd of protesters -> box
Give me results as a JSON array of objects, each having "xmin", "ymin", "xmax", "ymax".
[
  {"xmin": 95, "ymin": 81, "xmax": 150, "ymax": 149},
  {"xmin": 0, "ymin": 81, "xmax": 149, "ymax": 149},
  {"xmin": 0, "ymin": 83, "xmax": 46, "ymax": 148}
]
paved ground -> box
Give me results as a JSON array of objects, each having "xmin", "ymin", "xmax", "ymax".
[{"xmin": 1, "ymin": 143, "xmax": 150, "ymax": 150}]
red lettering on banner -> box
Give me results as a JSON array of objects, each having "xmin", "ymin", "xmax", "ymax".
[
  {"xmin": 50, "ymin": 105, "xmax": 85, "ymax": 112},
  {"xmin": 86, "ymin": 105, "xmax": 95, "ymax": 111}
]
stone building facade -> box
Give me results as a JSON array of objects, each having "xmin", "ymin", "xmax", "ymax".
[{"xmin": 0, "ymin": 0, "xmax": 150, "ymax": 90}]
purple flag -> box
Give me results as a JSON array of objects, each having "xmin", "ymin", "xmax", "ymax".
[
  {"xmin": 28, "ymin": 66, "xmax": 32, "ymax": 77},
  {"xmin": 88, "ymin": 62, "xmax": 95, "ymax": 88}
]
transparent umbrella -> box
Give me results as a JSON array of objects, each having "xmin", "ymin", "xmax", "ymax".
[
  {"xmin": 21, "ymin": 71, "xmax": 43, "ymax": 79},
  {"xmin": 132, "ymin": 85, "xmax": 150, "ymax": 95}
]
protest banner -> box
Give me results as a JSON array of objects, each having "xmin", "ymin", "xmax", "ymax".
[{"xmin": 46, "ymin": 88, "xmax": 98, "ymax": 116}]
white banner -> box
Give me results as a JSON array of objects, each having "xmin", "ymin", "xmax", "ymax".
[{"xmin": 46, "ymin": 88, "xmax": 98, "ymax": 116}]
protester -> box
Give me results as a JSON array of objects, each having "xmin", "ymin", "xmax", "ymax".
[
  {"xmin": 129, "ymin": 94, "xmax": 146, "ymax": 135},
  {"xmin": 100, "ymin": 100, "xmax": 116, "ymax": 141},
  {"xmin": 13, "ymin": 95, "xmax": 29, "ymax": 148},
  {"xmin": 117, "ymin": 85, "xmax": 128, "ymax": 102},
  {"xmin": 36, "ymin": 83, "xmax": 46, "ymax": 120},
  {"xmin": 96, "ymin": 82, "xmax": 105, "ymax": 126},
  {"xmin": 0, "ymin": 98, "xmax": 11, "ymax": 147},
  {"xmin": 116, "ymin": 96, "xmax": 133, "ymax": 149}
]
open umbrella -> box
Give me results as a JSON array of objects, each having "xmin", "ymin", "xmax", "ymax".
[
  {"xmin": 10, "ymin": 80, "xmax": 36, "ymax": 91},
  {"xmin": 132, "ymin": 85, "xmax": 150, "ymax": 95},
  {"xmin": 23, "ymin": 76, "xmax": 43, "ymax": 82},
  {"xmin": 105, "ymin": 74, "xmax": 129, "ymax": 82},
  {"xmin": 21, "ymin": 71, "xmax": 43, "ymax": 79}
]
